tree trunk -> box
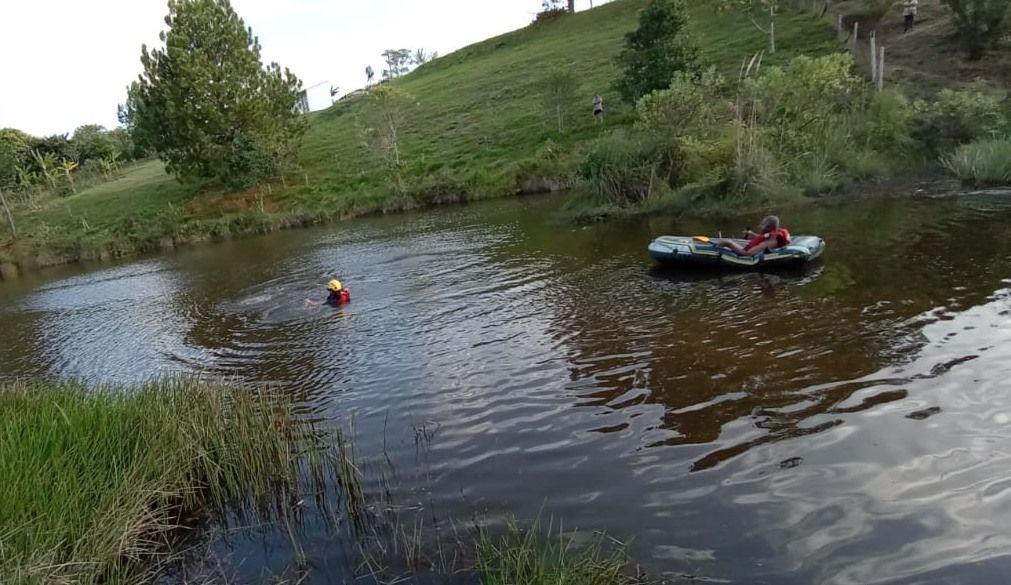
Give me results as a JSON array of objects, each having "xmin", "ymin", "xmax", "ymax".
[
  {"xmin": 568, "ymin": 0, "xmax": 575, "ymax": 12},
  {"xmin": 0, "ymin": 187, "xmax": 16, "ymax": 239}
]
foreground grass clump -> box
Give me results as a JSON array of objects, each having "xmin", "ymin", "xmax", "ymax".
[
  {"xmin": 943, "ymin": 137, "xmax": 1011, "ymax": 186},
  {"xmin": 0, "ymin": 379, "xmax": 333, "ymax": 585},
  {"xmin": 477, "ymin": 520, "xmax": 644, "ymax": 585}
]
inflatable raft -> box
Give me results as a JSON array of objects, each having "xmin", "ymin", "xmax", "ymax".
[{"xmin": 648, "ymin": 234, "xmax": 825, "ymax": 269}]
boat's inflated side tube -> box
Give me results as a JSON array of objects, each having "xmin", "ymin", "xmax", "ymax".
[{"xmin": 648, "ymin": 235, "xmax": 825, "ymax": 269}]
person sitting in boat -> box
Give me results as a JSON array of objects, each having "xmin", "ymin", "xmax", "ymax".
[
  {"xmin": 715, "ymin": 215, "xmax": 791, "ymax": 256},
  {"xmin": 325, "ymin": 279, "xmax": 351, "ymax": 305}
]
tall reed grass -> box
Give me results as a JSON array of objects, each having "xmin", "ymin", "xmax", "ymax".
[
  {"xmin": 0, "ymin": 379, "xmax": 339, "ymax": 585},
  {"xmin": 942, "ymin": 138, "xmax": 1011, "ymax": 186}
]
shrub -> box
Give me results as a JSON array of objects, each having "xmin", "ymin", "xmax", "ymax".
[
  {"xmin": 635, "ymin": 68, "xmax": 726, "ymax": 141},
  {"xmin": 579, "ymin": 131, "xmax": 670, "ymax": 206},
  {"xmin": 860, "ymin": 89, "xmax": 917, "ymax": 157},
  {"xmin": 748, "ymin": 54, "xmax": 863, "ymax": 154},
  {"xmin": 942, "ymin": 137, "xmax": 1011, "ymax": 185},
  {"xmin": 534, "ymin": 7, "xmax": 569, "ymax": 23},
  {"xmin": 941, "ymin": 0, "xmax": 1011, "ymax": 60},
  {"xmin": 912, "ymin": 84, "xmax": 1007, "ymax": 153}
]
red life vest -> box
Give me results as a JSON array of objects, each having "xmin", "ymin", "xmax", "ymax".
[
  {"xmin": 339, "ymin": 288, "xmax": 351, "ymax": 304},
  {"xmin": 745, "ymin": 228, "xmax": 791, "ymax": 251}
]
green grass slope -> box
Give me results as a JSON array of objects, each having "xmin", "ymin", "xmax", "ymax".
[{"xmin": 1, "ymin": 0, "xmax": 837, "ymax": 273}]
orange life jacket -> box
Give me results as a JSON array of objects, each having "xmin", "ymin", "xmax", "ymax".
[{"xmin": 745, "ymin": 228, "xmax": 791, "ymax": 251}]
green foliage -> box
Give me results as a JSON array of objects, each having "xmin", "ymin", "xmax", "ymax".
[
  {"xmin": 540, "ymin": 68, "xmax": 581, "ymax": 133},
  {"xmin": 0, "ymin": 378, "xmax": 343, "ymax": 585},
  {"xmin": 942, "ymin": 137, "xmax": 1011, "ymax": 185},
  {"xmin": 911, "ymin": 83, "xmax": 1007, "ymax": 153},
  {"xmin": 747, "ymin": 53, "xmax": 862, "ymax": 153},
  {"xmin": 0, "ymin": 128, "xmax": 31, "ymax": 188},
  {"xmin": 941, "ymin": 0, "xmax": 1011, "ymax": 59},
  {"xmin": 71, "ymin": 125, "xmax": 121, "ymax": 165},
  {"xmin": 634, "ymin": 67, "xmax": 726, "ymax": 140},
  {"xmin": 123, "ymin": 0, "xmax": 307, "ymax": 187},
  {"xmin": 579, "ymin": 130, "xmax": 670, "ymax": 206},
  {"xmin": 860, "ymin": 89, "xmax": 917, "ymax": 157},
  {"xmin": 614, "ymin": 0, "xmax": 701, "ymax": 103},
  {"xmin": 359, "ymin": 86, "xmax": 417, "ymax": 194}
]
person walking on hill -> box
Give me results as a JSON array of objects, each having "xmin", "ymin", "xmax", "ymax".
[
  {"xmin": 593, "ymin": 94, "xmax": 604, "ymax": 123},
  {"xmin": 903, "ymin": 0, "xmax": 918, "ymax": 33}
]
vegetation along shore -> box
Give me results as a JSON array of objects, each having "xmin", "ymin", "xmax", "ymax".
[{"xmin": 3, "ymin": 0, "xmax": 1011, "ymax": 280}]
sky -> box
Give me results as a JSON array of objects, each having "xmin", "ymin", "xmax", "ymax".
[{"xmin": 0, "ymin": 0, "xmax": 604, "ymax": 137}]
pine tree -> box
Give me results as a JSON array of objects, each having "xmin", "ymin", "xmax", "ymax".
[
  {"xmin": 614, "ymin": 0, "xmax": 701, "ymax": 103},
  {"xmin": 122, "ymin": 0, "xmax": 307, "ymax": 188}
]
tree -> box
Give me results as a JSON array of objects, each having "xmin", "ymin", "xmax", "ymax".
[
  {"xmin": 941, "ymin": 0, "xmax": 1011, "ymax": 59},
  {"xmin": 106, "ymin": 127, "xmax": 138, "ymax": 161},
  {"xmin": 568, "ymin": 0, "xmax": 576, "ymax": 11},
  {"xmin": 33, "ymin": 134, "xmax": 79, "ymax": 164},
  {"xmin": 72, "ymin": 125, "xmax": 119, "ymax": 162},
  {"xmin": 412, "ymin": 48, "xmax": 437, "ymax": 66},
  {"xmin": 0, "ymin": 128, "xmax": 32, "ymax": 188},
  {"xmin": 359, "ymin": 85, "xmax": 415, "ymax": 193},
  {"xmin": 122, "ymin": 0, "xmax": 307, "ymax": 188},
  {"xmin": 715, "ymin": 1, "xmax": 778, "ymax": 53},
  {"xmin": 614, "ymin": 0, "xmax": 701, "ymax": 103},
  {"xmin": 365, "ymin": 65, "xmax": 375, "ymax": 87},
  {"xmin": 540, "ymin": 68, "xmax": 581, "ymax": 133},
  {"xmin": 381, "ymin": 49, "xmax": 412, "ymax": 80}
]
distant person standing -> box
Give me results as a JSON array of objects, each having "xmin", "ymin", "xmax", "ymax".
[
  {"xmin": 593, "ymin": 94, "xmax": 604, "ymax": 123},
  {"xmin": 903, "ymin": 0, "xmax": 918, "ymax": 32}
]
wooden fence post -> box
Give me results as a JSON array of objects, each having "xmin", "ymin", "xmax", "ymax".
[
  {"xmin": 878, "ymin": 46, "xmax": 886, "ymax": 92},
  {"xmin": 870, "ymin": 31, "xmax": 877, "ymax": 84}
]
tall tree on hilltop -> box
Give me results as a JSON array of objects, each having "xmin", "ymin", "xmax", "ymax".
[
  {"xmin": 569, "ymin": 0, "xmax": 575, "ymax": 12},
  {"xmin": 381, "ymin": 49, "xmax": 412, "ymax": 80},
  {"xmin": 121, "ymin": 0, "xmax": 307, "ymax": 188},
  {"xmin": 614, "ymin": 0, "xmax": 701, "ymax": 103}
]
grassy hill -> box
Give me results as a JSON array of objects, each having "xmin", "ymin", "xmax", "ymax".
[{"xmin": 1, "ymin": 0, "xmax": 838, "ymax": 274}]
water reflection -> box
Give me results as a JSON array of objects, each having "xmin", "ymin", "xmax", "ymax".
[{"xmin": 3, "ymin": 193, "xmax": 1011, "ymax": 583}]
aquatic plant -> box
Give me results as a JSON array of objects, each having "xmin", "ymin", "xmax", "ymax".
[
  {"xmin": 942, "ymin": 137, "xmax": 1011, "ymax": 186},
  {"xmin": 0, "ymin": 379, "xmax": 341, "ymax": 585}
]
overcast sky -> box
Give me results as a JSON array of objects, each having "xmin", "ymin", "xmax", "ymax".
[{"xmin": 0, "ymin": 0, "xmax": 606, "ymax": 137}]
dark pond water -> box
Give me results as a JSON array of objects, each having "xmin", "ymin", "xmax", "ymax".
[{"xmin": 4, "ymin": 192, "xmax": 1011, "ymax": 584}]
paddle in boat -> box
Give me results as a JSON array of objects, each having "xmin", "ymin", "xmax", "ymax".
[{"xmin": 648, "ymin": 234, "xmax": 825, "ymax": 269}]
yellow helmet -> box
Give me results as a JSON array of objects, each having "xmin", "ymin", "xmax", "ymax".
[{"xmin": 327, "ymin": 279, "xmax": 343, "ymax": 292}]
